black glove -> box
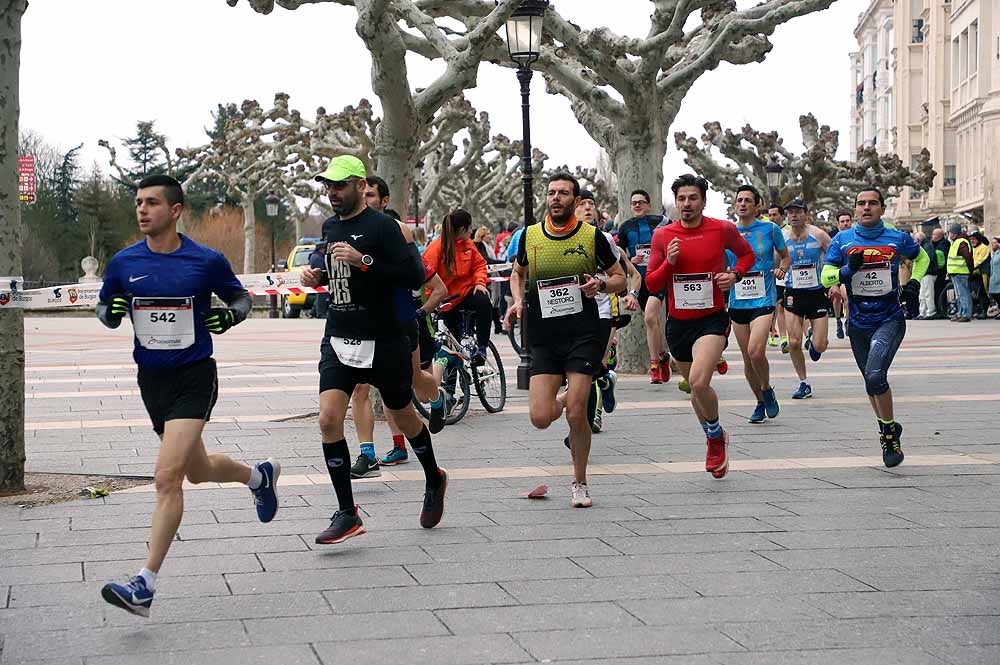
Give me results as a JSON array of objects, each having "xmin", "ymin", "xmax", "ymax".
[
  {"xmin": 105, "ymin": 294, "xmax": 130, "ymax": 323},
  {"xmin": 902, "ymin": 279, "xmax": 920, "ymax": 300},
  {"xmin": 848, "ymin": 252, "xmax": 865, "ymax": 272},
  {"xmin": 202, "ymin": 308, "xmax": 238, "ymax": 334}
]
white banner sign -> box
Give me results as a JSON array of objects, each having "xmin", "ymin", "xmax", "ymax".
[{"xmin": 0, "ymin": 273, "xmax": 330, "ymax": 310}]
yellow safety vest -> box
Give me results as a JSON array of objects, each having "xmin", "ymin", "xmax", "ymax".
[{"xmin": 947, "ymin": 237, "xmax": 971, "ymax": 275}]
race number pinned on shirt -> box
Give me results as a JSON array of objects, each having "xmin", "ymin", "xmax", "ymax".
[
  {"xmin": 734, "ymin": 271, "xmax": 765, "ymax": 300},
  {"xmin": 852, "ymin": 261, "xmax": 892, "ymax": 296},
  {"xmin": 330, "ymin": 337, "xmax": 376, "ymax": 368},
  {"xmin": 636, "ymin": 244, "xmax": 652, "ymax": 264},
  {"xmin": 132, "ymin": 297, "xmax": 195, "ymax": 350},
  {"xmin": 537, "ymin": 275, "xmax": 583, "ymax": 319},
  {"xmin": 792, "ymin": 263, "xmax": 819, "ymax": 289},
  {"xmin": 673, "ymin": 273, "xmax": 714, "ymax": 310}
]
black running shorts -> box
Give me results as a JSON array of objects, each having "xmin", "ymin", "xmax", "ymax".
[
  {"xmin": 784, "ymin": 288, "xmax": 830, "ymax": 320},
  {"xmin": 666, "ymin": 310, "xmax": 731, "ymax": 363},
  {"xmin": 530, "ymin": 336, "xmax": 604, "ymax": 377},
  {"xmin": 319, "ymin": 337, "xmax": 414, "ymax": 410},
  {"xmin": 729, "ymin": 306, "xmax": 775, "ymax": 326},
  {"xmin": 137, "ymin": 357, "xmax": 218, "ymax": 436}
]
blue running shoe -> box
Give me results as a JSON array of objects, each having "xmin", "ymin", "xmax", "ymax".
[
  {"xmin": 101, "ymin": 575, "xmax": 154, "ymax": 617},
  {"xmin": 600, "ymin": 370, "xmax": 617, "ymax": 414},
  {"xmin": 251, "ymin": 458, "xmax": 280, "ymax": 523},
  {"xmin": 791, "ymin": 382, "xmax": 812, "ymax": 400},
  {"xmin": 380, "ymin": 447, "xmax": 409, "ymax": 465},
  {"xmin": 762, "ymin": 388, "xmax": 780, "ymax": 419},
  {"xmin": 748, "ymin": 402, "xmax": 766, "ymax": 424}
]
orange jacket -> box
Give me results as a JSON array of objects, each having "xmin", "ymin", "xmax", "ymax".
[{"xmin": 423, "ymin": 237, "xmax": 488, "ymax": 311}]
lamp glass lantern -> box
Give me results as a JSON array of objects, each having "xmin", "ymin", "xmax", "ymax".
[
  {"xmin": 265, "ymin": 192, "xmax": 281, "ymax": 217},
  {"xmin": 765, "ymin": 157, "xmax": 783, "ymax": 190},
  {"xmin": 505, "ymin": 0, "xmax": 548, "ymax": 67}
]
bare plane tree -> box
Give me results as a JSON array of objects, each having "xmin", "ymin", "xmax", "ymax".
[
  {"xmin": 674, "ymin": 114, "xmax": 936, "ymax": 221},
  {"xmin": 396, "ymin": 0, "xmax": 837, "ymax": 217},
  {"xmin": 224, "ymin": 0, "xmax": 523, "ymax": 218}
]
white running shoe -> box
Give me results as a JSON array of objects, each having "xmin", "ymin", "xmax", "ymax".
[{"xmin": 570, "ymin": 481, "xmax": 593, "ymax": 508}]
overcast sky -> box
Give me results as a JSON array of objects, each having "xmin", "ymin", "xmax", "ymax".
[{"xmin": 20, "ymin": 0, "xmax": 864, "ymax": 217}]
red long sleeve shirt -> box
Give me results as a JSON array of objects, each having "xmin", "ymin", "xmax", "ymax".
[{"xmin": 645, "ymin": 217, "xmax": 755, "ymax": 320}]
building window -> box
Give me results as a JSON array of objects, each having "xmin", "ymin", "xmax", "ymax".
[
  {"xmin": 960, "ymin": 29, "xmax": 969, "ymax": 81},
  {"xmin": 912, "ymin": 19, "xmax": 924, "ymax": 44},
  {"xmin": 953, "ymin": 37, "xmax": 960, "ymax": 85},
  {"xmin": 944, "ymin": 165, "xmax": 956, "ymax": 187},
  {"xmin": 970, "ymin": 21, "xmax": 979, "ymax": 76}
]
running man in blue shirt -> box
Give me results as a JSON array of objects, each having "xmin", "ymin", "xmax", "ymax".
[
  {"xmin": 96, "ymin": 175, "xmax": 279, "ymax": 617},
  {"xmin": 728, "ymin": 186, "xmax": 790, "ymax": 423},
  {"xmin": 782, "ymin": 199, "xmax": 833, "ymax": 400},
  {"xmin": 822, "ymin": 187, "xmax": 929, "ymax": 467}
]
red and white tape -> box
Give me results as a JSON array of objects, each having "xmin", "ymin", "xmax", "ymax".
[{"xmin": 2, "ymin": 264, "xmax": 517, "ymax": 309}]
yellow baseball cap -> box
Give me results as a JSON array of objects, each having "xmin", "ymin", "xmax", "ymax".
[{"xmin": 314, "ymin": 155, "xmax": 366, "ymax": 183}]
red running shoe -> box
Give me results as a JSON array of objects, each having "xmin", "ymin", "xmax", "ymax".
[
  {"xmin": 716, "ymin": 357, "xmax": 729, "ymax": 375},
  {"xmin": 659, "ymin": 354, "xmax": 671, "ymax": 383},
  {"xmin": 649, "ymin": 362, "xmax": 662, "ymax": 384},
  {"xmin": 705, "ymin": 432, "xmax": 729, "ymax": 479}
]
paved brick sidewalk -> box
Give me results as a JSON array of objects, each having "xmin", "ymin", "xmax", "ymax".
[{"xmin": 2, "ymin": 317, "xmax": 999, "ymax": 664}]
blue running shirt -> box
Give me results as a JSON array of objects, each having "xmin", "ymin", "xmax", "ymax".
[
  {"xmin": 785, "ymin": 228, "xmax": 825, "ymax": 291},
  {"xmin": 100, "ymin": 235, "xmax": 245, "ymax": 369},
  {"xmin": 727, "ymin": 219, "xmax": 786, "ymax": 309},
  {"xmin": 824, "ymin": 225, "xmax": 921, "ymax": 329}
]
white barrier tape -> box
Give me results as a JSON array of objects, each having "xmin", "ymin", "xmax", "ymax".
[
  {"xmin": 1, "ymin": 268, "xmax": 511, "ymax": 308},
  {"xmin": 1, "ymin": 277, "xmax": 24, "ymax": 291},
  {"xmin": 0, "ymin": 283, "xmax": 102, "ymax": 309},
  {"xmin": 0, "ymin": 271, "xmax": 336, "ymax": 309},
  {"xmin": 487, "ymin": 263, "xmax": 512, "ymax": 273}
]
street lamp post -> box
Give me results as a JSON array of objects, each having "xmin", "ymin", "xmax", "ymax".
[
  {"xmin": 265, "ymin": 191, "xmax": 281, "ymax": 319},
  {"xmin": 504, "ymin": 0, "xmax": 548, "ymax": 391},
  {"xmin": 765, "ymin": 155, "xmax": 784, "ymax": 207}
]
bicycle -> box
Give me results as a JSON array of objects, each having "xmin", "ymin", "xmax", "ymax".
[{"xmin": 412, "ymin": 304, "xmax": 507, "ymax": 424}]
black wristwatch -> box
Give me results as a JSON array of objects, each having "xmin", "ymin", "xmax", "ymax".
[{"xmin": 732, "ymin": 270, "xmax": 743, "ymax": 282}]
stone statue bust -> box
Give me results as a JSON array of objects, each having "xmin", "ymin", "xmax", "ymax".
[{"xmin": 80, "ymin": 256, "xmax": 101, "ymax": 283}]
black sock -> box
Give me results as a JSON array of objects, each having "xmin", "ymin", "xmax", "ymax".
[
  {"xmin": 408, "ymin": 426, "xmax": 442, "ymax": 489},
  {"xmin": 322, "ymin": 440, "xmax": 355, "ymax": 512}
]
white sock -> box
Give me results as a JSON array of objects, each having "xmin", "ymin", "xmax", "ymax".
[
  {"xmin": 138, "ymin": 567, "xmax": 157, "ymax": 591},
  {"xmin": 247, "ymin": 465, "xmax": 263, "ymax": 490}
]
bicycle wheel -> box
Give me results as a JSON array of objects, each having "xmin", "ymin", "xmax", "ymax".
[
  {"xmin": 472, "ymin": 340, "xmax": 507, "ymax": 413},
  {"xmin": 412, "ymin": 361, "xmax": 471, "ymax": 426},
  {"xmin": 506, "ymin": 317, "xmax": 522, "ymax": 355}
]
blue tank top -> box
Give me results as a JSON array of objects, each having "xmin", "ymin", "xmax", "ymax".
[
  {"xmin": 727, "ymin": 220, "xmax": 786, "ymax": 309},
  {"xmin": 785, "ymin": 228, "xmax": 824, "ymax": 291}
]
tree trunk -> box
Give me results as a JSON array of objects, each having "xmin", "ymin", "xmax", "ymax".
[
  {"xmin": 610, "ymin": 124, "xmax": 666, "ymax": 219},
  {"xmin": 242, "ymin": 193, "xmax": 256, "ymax": 274},
  {"xmin": 0, "ymin": 1, "xmax": 27, "ymax": 492},
  {"xmin": 372, "ymin": 140, "xmax": 412, "ymax": 220},
  {"xmin": 609, "ymin": 123, "xmax": 668, "ymax": 373}
]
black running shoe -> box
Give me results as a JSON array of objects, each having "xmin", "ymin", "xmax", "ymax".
[
  {"xmin": 420, "ymin": 469, "xmax": 448, "ymax": 528},
  {"xmin": 350, "ymin": 454, "xmax": 381, "ymax": 479},
  {"xmin": 429, "ymin": 388, "xmax": 447, "ymax": 434},
  {"xmin": 880, "ymin": 422, "xmax": 904, "ymax": 468},
  {"xmin": 315, "ymin": 507, "xmax": 365, "ymax": 544}
]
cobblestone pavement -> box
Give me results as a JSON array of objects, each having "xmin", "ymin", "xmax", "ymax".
[{"xmin": 3, "ymin": 317, "xmax": 999, "ymax": 664}]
